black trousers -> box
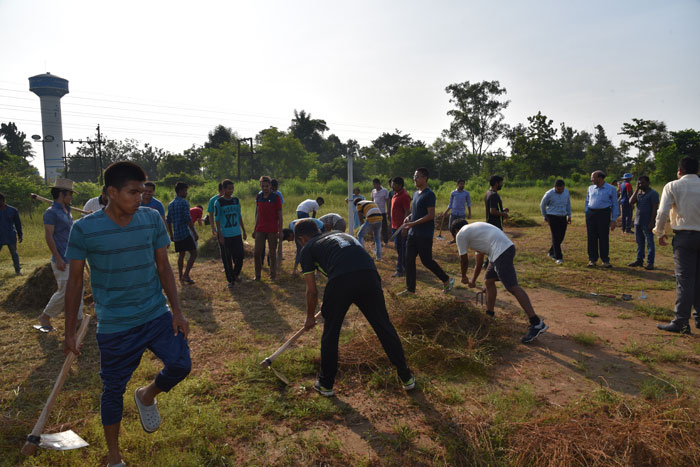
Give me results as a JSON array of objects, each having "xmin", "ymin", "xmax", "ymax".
[
  {"xmin": 320, "ymin": 270, "xmax": 411, "ymax": 388},
  {"xmin": 547, "ymin": 215, "xmax": 568, "ymax": 260},
  {"xmin": 405, "ymin": 235, "xmax": 449, "ymax": 292},
  {"xmin": 221, "ymin": 235, "xmax": 244, "ymax": 283},
  {"xmin": 380, "ymin": 213, "xmax": 389, "ymax": 244},
  {"xmin": 672, "ymin": 230, "xmax": 700, "ymax": 325},
  {"xmin": 586, "ymin": 208, "xmax": 611, "ymax": 263}
]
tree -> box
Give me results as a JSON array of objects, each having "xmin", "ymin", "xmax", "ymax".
[
  {"xmin": 202, "ymin": 141, "xmax": 237, "ymax": 181},
  {"xmin": 205, "ymin": 125, "xmax": 236, "ymax": 149},
  {"xmin": 507, "ymin": 112, "xmax": 560, "ymax": 179},
  {"xmin": 0, "ymin": 122, "xmax": 34, "ymax": 159},
  {"xmin": 581, "ymin": 125, "xmax": 625, "ymax": 177},
  {"xmin": 559, "ymin": 123, "xmax": 591, "ymax": 174},
  {"xmin": 443, "ymin": 80, "xmax": 510, "ymax": 159},
  {"xmin": 385, "ymin": 146, "xmax": 437, "ymax": 181},
  {"xmin": 619, "ymin": 118, "xmax": 669, "ymax": 176},
  {"xmin": 654, "ymin": 129, "xmax": 700, "ymax": 182},
  {"xmin": 158, "ymin": 154, "xmax": 201, "ymax": 178},
  {"xmin": 289, "ymin": 110, "xmax": 328, "ymax": 154},
  {"xmin": 255, "ymin": 127, "xmax": 316, "ymax": 178},
  {"xmin": 371, "ymin": 130, "xmax": 422, "ymax": 157}
]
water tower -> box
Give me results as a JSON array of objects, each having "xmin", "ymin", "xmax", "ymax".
[{"xmin": 29, "ymin": 73, "xmax": 69, "ymax": 182}]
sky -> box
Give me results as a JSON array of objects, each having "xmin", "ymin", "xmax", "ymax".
[{"xmin": 1, "ymin": 0, "xmax": 699, "ymax": 176}]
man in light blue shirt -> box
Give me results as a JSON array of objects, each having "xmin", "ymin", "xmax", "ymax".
[
  {"xmin": 584, "ymin": 170, "xmax": 619, "ymax": 267},
  {"xmin": 446, "ymin": 179, "xmax": 471, "ymax": 243},
  {"xmin": 540, "ymin": 180, "xmax": 572, "ymax": 263}
]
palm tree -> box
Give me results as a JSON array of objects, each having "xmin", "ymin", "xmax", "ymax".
[{"xmin": 289, "ymin": 110, "xmax": 328, "ymax": 154}]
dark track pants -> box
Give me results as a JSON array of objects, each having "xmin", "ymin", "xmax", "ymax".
[
  {"xmin": 319, "ymin": 270, "xmax": 411, "ymax": 388},
  {"xmin": 381, "ymin": 213, "xmax": 389, "ymax": 244},
  {"xmin": 546, "ymin": 215, "xmax": 568, "ymax": 260},
  {"xmin": 221, "ymin": 235, "xmax": 244, "ymax": 283},
  {"xmin": 393, "ymin": 228, "xmax": 406, "ymax": 273},
  {"xmin": 621, "ymin": 202, "xmax": 633, "ymax": 232},
  {"xmin": 586, "ymin": 208, "xmax": 611, "ymax": 263},
  {"xmin": 672, "ymin": 230, "xmax": 700, "ymax": 326},
  {"xmin": 405, "ymin": 235, "xmax": 449, "ymax": 292}
]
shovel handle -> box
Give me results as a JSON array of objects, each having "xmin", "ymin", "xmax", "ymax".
[
  {"xmin": 21, "ymin": 316, "xmax": 92, "ymax": 456},
  {"xmin": 30, "ymin": 193, "xmax": 92, "ymax": 216},
  {"xmin": 260, "ymin": 310, "xmax": 322, "ymax": 367}
]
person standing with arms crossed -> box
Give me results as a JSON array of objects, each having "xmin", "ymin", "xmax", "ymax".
[
  {"xmin": 63, "ymin": 161, "xmax": 191, "ymax": 467},
  {"xmin": 446, "ymin": 178, "xmax": 472, "ymax": 244},
  {"xmin": 539, "ymin": 180, "xmax": 572, "ymax": 264},
  {"xmin": 0, "ymin": 192, "xmax": 23, "ymax": 275},
  {"xmin": 628, "ymin": 176, "xmax": 659, "ymax": 270},
  {"xmin": 585, "ymin": 171, "xmax": 619, "ymax": 268},
  {"xmin": 253, "ymin": 176, "xmax": 283, "ymax": 281},
  {"xmin": 371, "ymin": 178, "xmax": 391, "ymax": 246},
  {"xmin": 654, "ymin": 157, "xmax": 700, "ymax": 334},
  {"xmin": 399, "ymin": 168, "xmax": 454, "ymax": 296},
  {"xmin": 166, "ymin": 182, "xmax": 198, "ymax": 284},
  {"xmin": 36, "ymin": 178, "xmax": 84, "ymax": 332}
]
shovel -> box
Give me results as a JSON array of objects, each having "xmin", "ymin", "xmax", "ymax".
[
  {"xmin": 21, "ymin": 316, "xmax": 92, "ymax": 456},
  {"xmin": 436, "ymin": 209, "xmax": 450, "ymax": 240},
  {"xmin": 389, "ymin": 223, "xmax": 406, "ymax": 242}
]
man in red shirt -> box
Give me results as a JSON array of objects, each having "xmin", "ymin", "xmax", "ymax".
[
  {"xmin": 189, "ymin": 205, "xmax": 204, "ymax": 226},
  {"xmin": 391, "ymin": 177, "xmax": 412, "ymax": 277},
  {"xmin": 253, "ymin": 176, "xmax": 283, "ymax": 281}
]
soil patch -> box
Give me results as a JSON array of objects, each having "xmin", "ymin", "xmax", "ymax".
[{"xmin": 3, "ymin": 263, "xmax": 56, "ymax": 310}]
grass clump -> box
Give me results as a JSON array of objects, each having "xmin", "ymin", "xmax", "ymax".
[
  {"xmin": 634, "ymin": 304, "xmax": 674, "ymax": 321},
  {"xmin": 571, "ymin": 332, "xmax": 598, "ymax": 346},
  {"xmin": 584, "ymin": 311, "xmax": 600, "ymax": 318}
]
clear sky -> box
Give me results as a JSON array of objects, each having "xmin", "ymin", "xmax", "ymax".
[{"xmin": 1, "ymin": 0, "xmax": 699, "ymax": 176}]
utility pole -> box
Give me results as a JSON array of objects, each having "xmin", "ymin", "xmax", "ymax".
[
  {"xmin": 96, "ymin": 124, "xmax": 104, "ymax": 183},
  {"xmin": 236, "ymin": 137, "xmax": 253, "ymax": 180}
]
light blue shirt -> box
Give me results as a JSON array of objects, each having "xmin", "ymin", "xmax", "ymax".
[
  {"xmin": 540, "ymin": 188, "xmax": 572, "ymax": 218},
  {"xmin": 289, "ymin": 218, "xmax": 324, "ymax": 231},
  {"xmin": 66, "ymin": 207, "xmax": 171, "ymax": 334},
  {"xmin": 448, "ymin": 189, "xmax": 471, "ymax": 216},
  {"xmin": 585, "ymin": 183, "xmax": 619, "ymax": 220}
]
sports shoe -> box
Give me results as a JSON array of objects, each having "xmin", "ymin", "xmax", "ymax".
[
  {"xmin": 443, "ymin": 278, "xmax": 455, "ymax": 294},
  {"xmin": 657, "ymin": 322, "xmax": 691, "ymax": 335},
  {"xmin": 627, "ymin": 261, "xmax": 643, "ymax": 267},
  {"xmin": 644, "ymin": 264, "xmax": 654, "ymax": 270},
  {"xmin": 555, "ymin": 259, "xmax": 563, "ymax": 265},
  {"xmin": 521, "ymin": 319, "xmax": 549, "ymax": 344},
  {"xmin": 313, "ymin": 380, "xmax": 334, "ymax": 397},
  {"xmin": 486, "ymin": 310, "xmax": 495, "ymax": 317},
  {"xmin": 548, "ymin": 252, "xmax": 556, "ymax": 260},
  {"xmin": 587, "ymin": 261, "xmax": 596, "ymax": 268},
  {"xmin": 602, "ymin": 262, "xmax": 612, "ymax": 269},
  {"xmin": 397, "ymin": 289, "xmax": 415, "ymax": 297},
  {"xmin": 402, "ymin": 375, "xmax": 416, "ymax": 391}
]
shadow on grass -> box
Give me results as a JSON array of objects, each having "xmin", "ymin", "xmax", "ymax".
[
  {"xmin": 178, "ymin": 283, "xmax": 219, "ymax": 333},
  {"xmin": 329, "ymin": 397, "xmax": 390, "ymax": 459},
  {"xmin": 230, "ymin": 279, "xmax": 293, "ymax": 338}
]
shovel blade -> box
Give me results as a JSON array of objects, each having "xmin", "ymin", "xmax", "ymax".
[
  {"xmin": 269, "ymin": 367, "xmax": 291, "ymax": 386},
  {"xmin": 39, "ymin": 430, "xmax": 89, "ymax": 451}
]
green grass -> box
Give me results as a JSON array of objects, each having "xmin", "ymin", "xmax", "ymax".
[
  {"xmin": 571, "ymin": 332, "xmax": 599, "ymax": 346},
  {"xmin": 584, "ymin": 311, "xmax": 600, "ymax": 318}
]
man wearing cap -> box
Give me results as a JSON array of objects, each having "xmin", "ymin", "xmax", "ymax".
[
  {"xmin": 585, "ymin": 171, "xmax": 619, "ymax": 268},
  {"xmin": 37, "ymin": 178, "xmax": 84, "ymax": 332},
  {"xmin": 619, "ymin": 173, "xmax": 634, "ymax": 234}
]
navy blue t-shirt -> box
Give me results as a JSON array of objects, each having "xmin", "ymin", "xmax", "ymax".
[{"xmin": 409, "ymin": 188, "xmax": 436, "ymax": 238}]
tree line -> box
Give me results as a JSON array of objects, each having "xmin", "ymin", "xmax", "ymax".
[{"xmin": 2, "ymin": 80, "xmax": 699, "ymax": 202}]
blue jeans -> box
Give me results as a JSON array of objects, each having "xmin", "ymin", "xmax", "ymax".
[
  {"xmin": 0, "ymin": 242, "xmax": 20, "ymax": 273},
  {"xmin": 357, "ymin": 221, "xmax": 382, "ymax": 259},
  {"xmin": 296, "ymin": 211, "xmax": 309, "ymax": 219},
  {"xmin": 393, "ymin": 228, "xmax": 406, "ymax": 273},
  {"xmin": 97, "ymin": 312, "xmax": 191, "ymax": 425},
  {"xmin": 635, "ymin": 226, "xmax": 655, "ymax": 266}
]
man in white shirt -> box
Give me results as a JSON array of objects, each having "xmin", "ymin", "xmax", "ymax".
[
  {"xmin": 371, "ymin": 178, "xmax": 391, "ymax": 246},
  {"xmin": 450, "ymin": 219, "xmax": 548, "ymax": 344},
  {"xmin": 296, "ymin": 197, "xmax": 324, "ymax": 219},
  {"xmin": 654, "ymin": 157, "xmax": 700, "ymax": 334},
  {"xmin": 82, "ymin": 186, "xmax": 109, "ymax": 215}
]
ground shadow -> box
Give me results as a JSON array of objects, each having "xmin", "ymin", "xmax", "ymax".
[
  {"xmin": 329, "ymin": 397, "xmax": 393, "ymax": 459},
  {"xmin": 178, "ymin": 283, "xmax": 219, "ymax": 333},
  {"xmin": 230, "ymin": 279, "xmax": 293, "ymax": 338}
]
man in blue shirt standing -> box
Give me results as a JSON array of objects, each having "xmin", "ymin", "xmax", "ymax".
[
  {"xmin": 166, "ymin": 182, "xmax": 199, "ymax": 284},
  {"xmin": 37, "ymin": 178, "xmax": 84, "ymax": 332},
  {"xmin": 0, "ymin": 192, "xmax": 22, "ymax": 275},
  {"xmin": 141, "ymin": 181, "xmax": 166, "ymax": 225},
  {"xmin": 215, "ymin": 179, "xmax": 247, "ymax": 288},
  {"xmin": 585, "ymin": 170, "xmax": 619, "ymax": 268},
  {"xmin": 628, "ymin": 176, "xmax": 659, "ymax": 270},
  {"xmin": 446, "ymin": 178, "xmax": 472, "ymax": 243},
  {"xmin": 64, "ymin": 161, "xmax": 191, "ymax": 467},
  {"xmin": 399, "ymin": 167, "xmax": 454, "ymax": 296},
  {"xmin": 539, "ymin": 180, "xmax": 572, "ymax": 264}
]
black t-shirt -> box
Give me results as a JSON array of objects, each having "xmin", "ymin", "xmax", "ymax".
[
  {"xmin": 409, "ymin": 188, "xmax": 436, "ymax": 237},
  {"xmin": 299, "ymin": 231, "xmax": 376, "ymax": 281},
  {"xmin": 485, "ymin": 190, "xmax": 504, "ymax": 230}
]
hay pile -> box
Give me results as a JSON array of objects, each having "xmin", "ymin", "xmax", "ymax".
[
  {"xmin": 197, "ymin": 235, "xmax": 256, "ymax": 259},
  {"xmin": 3, "ymin": 263, "xmax": 57, "ymax": 310},
  {"xmin": 504, "ymin": 211, "xmax": 539, "ymax": 227}
]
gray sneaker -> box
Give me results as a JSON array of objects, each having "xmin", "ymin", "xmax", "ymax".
[
  {"xmin": 521, "ymin": 319, "xmax": 549, "ymax": 344},
  {"xmin": 443, "ymin": 278, "xmax": 455, "ymax": 294},
  {"xmin": 313, "ymin": 380, "xmax": 334, "ymax": 397},
  {"xmin": 402, "ymin": 375, "xmax": 416, "ymax": 391}
]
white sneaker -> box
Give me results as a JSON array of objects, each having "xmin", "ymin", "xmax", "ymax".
[{"xmin": 555, "ymin": 259, "xmax": 563, "ymax": 264}]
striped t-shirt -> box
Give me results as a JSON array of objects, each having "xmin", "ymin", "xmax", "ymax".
[
  {"xmin": 356, "ymin": 200, "xmax": 382, "ymax": 224},
  {"xmin": 66, "ymin": 207, "xmax": 171, "ymax": 334}
]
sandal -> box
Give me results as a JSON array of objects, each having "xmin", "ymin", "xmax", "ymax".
[
  {"xmin": 134, "ymin": 389, "xmax": 161, "ymax": 433},
  {"xmin": 33, "ymin": 324, "xmax": 55, "ymax": 333}
]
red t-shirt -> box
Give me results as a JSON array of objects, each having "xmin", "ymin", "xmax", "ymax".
[
  {"xmin": 190, "ymin": 206, "xmax": 203, "ymax": 223},
  {"xmin": 255, "ymin": 192, "xmax": 282, "ymax": 233},
  {"xmin": 391, "ymin": 189, "xmax": 411, "ymax": 229}
]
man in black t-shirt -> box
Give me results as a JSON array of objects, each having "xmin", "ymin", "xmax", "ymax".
[
  {"xmin": 485, "ymin": 175, "xmax": 509, "ymax": 230},
  {"xmin": 295, "ymin": 220, "xmax": 415, "ymax": 397}
]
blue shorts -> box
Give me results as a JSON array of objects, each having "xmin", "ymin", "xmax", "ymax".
[
  {"xmin": 97, "ymin": 311, "xmax": 191, "ymax": 425},
  {"xmin": 296, "ymin": 211, "xmax": 310, "ymax": 219}
]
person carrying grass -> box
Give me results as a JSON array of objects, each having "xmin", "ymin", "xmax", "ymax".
[
  {"xmin": 64, "ymin": 161, "xmax": 191, "ymax": 467},
  {"xmin": 450, "ymin": 218, "xmax": 549, "ymax": 344},
  {"xmin": 294, "ymin": 219, "xmax": 415, "ymax": 396}
]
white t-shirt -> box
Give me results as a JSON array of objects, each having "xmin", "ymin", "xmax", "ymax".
[
  {"xmin": 372, "ymin": 187, "xmax": 390, "ymax": 213},
  {"xmin": 456, "ymin": 222, "xmax": 514, "ymax": 261},
  {"xmin": 83, "ymin": 196, "xmax": 107, "ymax": 216},
  {"xmin": 296, "ymin": 199, "xmax": 319, "ymax": 214}
]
